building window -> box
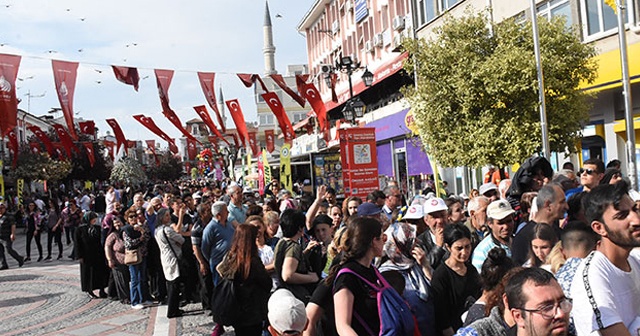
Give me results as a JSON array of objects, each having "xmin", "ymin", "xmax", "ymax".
[
  {"xmin": 440, "ymin": 0, "xmax": 460, "ymax": 11},
  {"xmin": 293, "ymin": 113, "xmax": 307, "ymax": 123},
  {"xmin": 581, "ymin": 0, "xmax": 629, "ymax": 38},
  {"xmin": 259, "ymin": 114, "xmax": 274, "ymax": 126},
  {"xmin": 413, "ymin": 0, "xmax": 441, "ymax": 27},
  {"xmin": 537, "ymin": 0, "xmax": 573, "ymax": 28}
]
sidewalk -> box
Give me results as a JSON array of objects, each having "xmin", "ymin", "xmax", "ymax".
[{"xmin": 0, "ymin": 231, "xmax": 233, "ymax": 336}]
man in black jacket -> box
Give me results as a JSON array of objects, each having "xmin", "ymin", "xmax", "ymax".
[
  {"xmin": 417, "ymin": 197, "xmax": 450, "ymax": 269},
  {"xmin": 0, "ymin": 201, "xmax": 24, "ymax": 269}
]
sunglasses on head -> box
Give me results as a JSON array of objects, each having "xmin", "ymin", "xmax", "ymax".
[{"xmin": 579, "ymin": 168, "xmax": 598, "ymax": 175}]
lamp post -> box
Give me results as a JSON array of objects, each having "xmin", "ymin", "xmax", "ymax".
[{"xmin": 332, "ymin": 56, "xmax": 374, "ymax": 123}]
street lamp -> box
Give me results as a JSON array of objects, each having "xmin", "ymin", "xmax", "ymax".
[{"xmin": 335, "ymin": 56, "xmax": 374, "ymax": 123}]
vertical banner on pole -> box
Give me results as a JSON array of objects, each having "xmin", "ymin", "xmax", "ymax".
[
  {"xmin": 262, "ymin": 149, "xmax": 272, "ymax": 188},
  {"xmin": 280, "ymin": 143, "xmax": 292, "ymax": 192},
  {"xmin": 258, "ymin": 155, "xmax": 265, "ymax": 196},
  {"xmin": 17, "ymin": 178, "xmax": 24, "ymax": 206},
  {"xmin": 338, "ymin": 128, "xmax": 379, "ymax": 199}
]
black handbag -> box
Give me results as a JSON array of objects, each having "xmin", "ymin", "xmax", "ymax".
[{"xmin": 210, "ymin": 277, "xmax": 242, "ymax": 325}]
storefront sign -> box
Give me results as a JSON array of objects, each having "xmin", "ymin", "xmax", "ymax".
[
  {"xmin": 339, "ymin": 128, "xmax": 379, "ymax": 198},
  {"xmin": 312, "ymin": 152, "xmax": 345, "ymax": 197}
]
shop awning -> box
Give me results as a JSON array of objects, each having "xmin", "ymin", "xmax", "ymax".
[{"xmin": 580, "ymin": 42, "xmax": 640, "ymax": 93}]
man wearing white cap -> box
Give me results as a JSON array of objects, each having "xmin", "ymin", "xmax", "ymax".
[
  {"xmin": 471, "ymin": 199, "xmax": 515, "ymax": 272},
  {"xmin": 479, "ymin": 182, "xmax": 499, "ymax": 202},
  {"xmin": 268, "ymin": 289, "xmax": 308, "ymax": 335},
  {"xmin": 417, "ymin": 197, "xmax": 451, "ymax": 269}
]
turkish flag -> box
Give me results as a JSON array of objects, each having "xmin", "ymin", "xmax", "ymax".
[
  {"xmin": 6, "ymin": 128, "xmax": 18, "ymax": 167},
  {"xmin": 187, "ymin": 137, "xmax": 198, "ymax": 160},
  {"xmin": 146, "ymin": 140, "xmax": 159, "ymax": 165},
  {"xmin": 225, "ymin": 99, "xmax": 249, "ymax": 148},
  {"xmin": 164, "ymin": 108, "xmax": 201, "ymax": 144},
  {"xmin": 154, "ymin": 69, "xmax": 200, "ymax": 144},
  {"xmin": 302, "ymin": 83, "xmax": 328, "ymax": 135},
  {"xmin": 207, "ymin": 136, "xmax": 220, "ymax": 153},
  {"xmin": 52, "ymin": 123, "xmax": 77, "ymax": 158},
  {"xmin": 53, "ymin": 143, "xmax": 67, "ymax": 159},
  {"xmin": 265, "ymin": 129, "xmax": 275, "ymax": 153},
  {"xmin": 197, "ymin": 72, "xmax": 226, "ymax": 133},
  {"xmin": 52, "ymin": 60, "xmax": 79, "ymax": 140},
  {"xmin": 270, "ymin": 74, "xmax": 306, "ymax": 108},
  {"xmin": 103, "ymin": 140, "xmax": 115, "ymax": 161},
  {"xmin": 0, "ymin": 53, "xmax": 20, "ymax": 137},
  {"xmin": 262, "ymin": 92, "xmax": 295, "ymax": 145},
  {"xmin": 82, "ymin": 142, "xmax": 95, "ymax": 167},
  {"xmin": 237, "ymin": 73, "xmax": 268, "ymax": 92},
  {"xmin": 27, "ymin": 125, "xmax": 54, "ymax": 156},
  {"xmin": 248, "ymin": 131, "xmax": 259, "ymax": 157},
  {"xmin": 193, "ymin": 105, "xmax": 230, "ymax": 146},
  {"xmin": 295, "ymin": 74, "xmax": 310, "ymax": 97},
  {"xmin": 227, "ymin": 133, "xmax": 240, "ymax": 149},
  {"xmin": 112, "ymin": 66, "xmax": 140, "ymax": 91},
  {"xmin": 132, "ymin": 114, "xmax": 178, "ymax": 154},
  {"xmin": 29, "ymin": 142, "xmax": 41, "ymax": 154},
  {"xmin": 105, "ymin": 118, "xmax": 128, "ymax": 155},
  {"xmin": 78, "ymin": 120, "xmax": 95, "ymax": 136}
]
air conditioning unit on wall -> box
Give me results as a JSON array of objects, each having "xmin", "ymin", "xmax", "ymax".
[
  {"xmin": 344, "ymin": 0, "xmax": 353, "ymax": 12},
  {"xmin": 364, "ymin": 41, "xmax": 373, "ymax": 53},
  {"xmin": 332, "ymin": 20, "xmax": 340, "ymax": 35},
  {"xmin": 373, "ymin": 33, "xmax": 384, "ymax": 47},
  {"xmin": 392, "ymin": 16, "xmax": 405, "ymax": 31}
]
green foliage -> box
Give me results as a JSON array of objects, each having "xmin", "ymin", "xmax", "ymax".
[
  {"xmin": 110, "ymin": 156, "xmax": 147, "ymax": 186},
  {"xmin": 9, "ymin": 149, "xmax": 72, "ymax": 182},
  {"xmin": 403, "ymin": 13, "xmax": 597, "ymax": 167},
  {"xmin": 146, "ymin": 153, "xmax": 184, "ymax": 182},
  {"xmin": 68, "ymin": 141, "xmax": 112, "ymax": 182}
]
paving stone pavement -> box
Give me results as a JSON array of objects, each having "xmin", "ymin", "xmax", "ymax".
[{"xmin": 0, "ymin": 231, "xmax": 238, "ymax": 336}]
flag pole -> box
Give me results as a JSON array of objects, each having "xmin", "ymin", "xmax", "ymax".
[{"xmin": 529, "ymin": 0, "xmax": 550, "ymax": 161}]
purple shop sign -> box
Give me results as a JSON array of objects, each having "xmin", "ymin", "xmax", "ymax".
[{"xmin": 366, "ymin": 108, "xmax": 411, "ymax": 141}]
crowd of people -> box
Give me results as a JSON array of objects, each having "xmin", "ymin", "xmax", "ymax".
[{"xmin": 0, "ymin": 154, "xmax": 639, "ymax": 336}]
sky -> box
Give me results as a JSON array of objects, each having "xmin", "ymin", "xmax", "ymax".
[{"xmin": 0, "ymin": 0, "xmax": 315, "ymax": 148}]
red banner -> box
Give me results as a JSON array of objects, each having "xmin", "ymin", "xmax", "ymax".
[
  {"xmin": 295, "ymin": 74, "xmax": 309, "ymax": 97},
  {"xmin": 78, "ymin": 120, "xmax": 95, "ymax": 136},
  {"xmin": 302, "ymin": 83, "xmax": 327, "ymax": 135},
  {"xmin": 52, "ymin": 60, "xmax": 79, "ymax": 140},
  {"xmin": 187, "ymin": 137, "xmax": 197, "ymax": 161},
  {"xmin": 127, "ymin": 140, "xmax": 137, "ymax": 149},
  {"xmin": 193, "ymin": 105, "xmax": 230, "ymax": 146},
  {"xmin": 52, "ymin": 123, "xmax": 77, "ymax": 158},
  {"xmin": 82, "ymin": 142, "xmax": 95, "ymax": 167},
  {"xmin": 225, "ymin": 99, "xmax": 249, "ymax": 148},
  {"xmin": 237, "ymin": 73, "xmax": 268, "ymax": 92},
  {"xmin": 53, "ymin": 143, "xmax": 67, "ymax": 159},
  {"xmin": 207, "ymin": 136, "xmax": 219, "ymax": 153},
  {"xmin": 228, "ymin": 133, "xmax": 240, "ymax": 149},
  {"xmin": 112, "ymin": 66, "xmax": 140, "ymax": 91},
  {"xmin": 132, "ymin": 114, "xmax": 178, "ymax": 154},
  {"xmin": 338, "ymin": 128, "xmax": 379, "ymax": 199},
  {"xmin": 0, "ymin": 54, "xmax": 20, "ymax": 137},
  {"xmin": 262, "ymin": 92, "xmax": 294, "ymax": 145},
  {"xmin": 146, "ymin": 140, "xmax": 159, "ymax": 165},
  {"xmin": 269, "ymin": 74, "xmax": 306, "ymax": 107},
  {"xmin": 154, "ymin": 69, "xmax": 200, "ymax": 144},
  {"xmin": 6, "ymin": 128, "xmax": 18, "ymax": 167},
  {"xmin": 103, "ymin": 140, "xmax": 115, "ymax": 161},
  {"xmin": 248, "ymin": 131, "xmax": 259, "ymax": 157},
  {"xmin": 265, "ymin": 129, "xmax": 275, "ymax": 153},
  {"xmin": 27, "ymin": 125, "xmax": 54, "ymax": 156},
  {"xmin": 105, "ymin": 118, "xmax": 128, "ymax": 155},
  {"xmin": 29, "ymin": 142, "xmax": 41, "ymax": 154},
  {"xmin": 197, "ymin": 72, "xmax": 226, "ymax": 133}
]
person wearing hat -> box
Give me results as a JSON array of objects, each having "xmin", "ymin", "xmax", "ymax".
[
  {"xmin": 75, "ymin": 211, "xmax": 109, "ymax": 298},
  {"xmin": 479, "ymin": 183, "xmax": 499, "ymax": 202},
  {"xmin": 417, "ymin": 197, "xmax": 451, "ymax": 269},
  {"xmin": 0, "ymin": 201, "xmax": 25, "ymax": 269},
  {"xmin": 267, "ymin": 289, "xmax": 308, "ymax": 335},
  {"xmin": 471, "ymin": 199, "xmax": 515, "ymax": 272},
  {"xmin": 356, "ymin": 201, "xmax": 391, "ymax": 231}
]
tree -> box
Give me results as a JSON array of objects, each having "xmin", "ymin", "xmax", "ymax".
[
  {"xmin": 110, "ymin": 156, "xmax": 147, "ymax": 186},
  {"xmin": 403, "ymin": 13, "xmax": 597, "ymax": 168},
  {"xmin": 146, "ymin": 153, "xmax": 184, "ymax": 182},
  {"xmin": 9, "ymin": 148, "xmax": 72, "ymax": 183}
]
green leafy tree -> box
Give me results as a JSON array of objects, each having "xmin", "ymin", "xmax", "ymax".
[
  {"xmin": 9, "ymin": 148, "xmax": 72, "ymax": 183},
  {"xmin": 110, "ymin": 156, "xmax": 147, "ymax": 186},
  {"xmin": 403, "ymin": 13, "xmax": 597, "ymax": 167},
  {"xmin": 146, "ymin": 153, "xmax": 184, "ymax": 182}
]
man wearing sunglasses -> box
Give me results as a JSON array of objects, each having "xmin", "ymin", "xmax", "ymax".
[
  {"xmin": 579, "ymin": 159, "xmax": 605, "ymax": 192},
  {"xmin": 507, "ymin": 268, "xmax": 571, "ymax": 336}
]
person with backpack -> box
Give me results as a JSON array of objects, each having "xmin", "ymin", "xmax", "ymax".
[{"xmin": 327, "ymin": 216, "xmax": 416, "ymax": 335}]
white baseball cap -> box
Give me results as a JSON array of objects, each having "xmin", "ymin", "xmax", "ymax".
[
  {"xmin": 423, "ymin": 197, "xmax": 448, "ymax": 215},
  {"xmin": 268, "ymin": 289, "xmax": 307, "ymax": 334},
  {"xmin": 479, "ymin": 182, "xmax": 498, "ymax": 196},
  {"xmin": 487, "ymin": 199, "xmax": 515, "ymax": 220},
  {"xmin": 404, "ymin": 204, "xmax": 424, "ymax": 219}
]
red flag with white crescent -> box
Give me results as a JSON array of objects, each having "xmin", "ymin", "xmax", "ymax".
[
  {"xmin": 103, "ymin": 140, "xmax": 115, "ymax": 161},
  {"xmin": 154, "ymin": 69, "xmax": 201, "ymax": 144},
  {"xmin": 0, "ymin": 53, "xmax": 21, "ymax": 137},
  {"xmin": 193, "ymin": 105, "xmax": 230, "ymax": 146},
  {"xmin": 187, "ymin": 137, "xmax": 197, "ymax": 161},
  {"xmin": 248, "ymin": 131, "xmax": 259, "ymax": 157},
  {"xmin": 197, "ymin": 72, "xmax": 226, "ymax": 133},
  {"xmin": 27, "ymin": 125, "xmax": 54, "ymax": 156},
  {"xmin": 225, "ymin": 99, "xmax": 249, "ymax": 148},
  {"xmin": 269, "ymin": 74, "xmax": 306, "ymax": 108},
  {"xmin": 78, "ymin": 120, "xmax": 95, "ymax": 136},
  {"xmin": 295, "ymin": 74, "xmax": 310, "ymax": 97},
  {"xmin": 52, "ymin": 123, "xmax": 77, "ymax": 158},
  {"xmin": 164, "ymin": 108, "xmax": 201, "ymax": 144},
  {"xmin": 237, "ymin": 73, "xmax": 268, "ymax": 92},
  {"xmin": 262, "ymin": 92, "xmax": 295, "ymax": 145},
  {"xmin": 82, "ymin": 142, "xmax": 95, "ymax": 167},
  {"xmin": 146, "ymin": 140, "xmax": 159, "ymax": 165},
  {"xmin": 132, "ymin": 114, "xmax": 178, "ymax": 154},
  {"xmin": 265, "ymin": 129, "xmax": 275, "ymax": 153},
  {"xmin": 6, "ymin": 128, "xmax": 18, "ymax": 167},
  {"xmin": 53, "ymin": 143, "xmax": 67, "ymax": 160},
  {"xmin": 52, "ymin": 60, "xmax": 79, "ymax": 140},
  {"xmin": 29, "ymin": 142, "xmax": 41, "ymax": 154},
  {"xmin": 105, "ymin": 118, "xmax": 128, "ymax": 155},
  {"xmin": 302, "ymin": 83, "xmax": 328, "ymax": 134},
  {"xmin": 112, "ymin": 66, "xmax": 140, "ymax": 91}
]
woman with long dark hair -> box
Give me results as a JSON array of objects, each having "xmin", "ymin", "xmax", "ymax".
[
  {"xmin": 45, "ymin": 199, "xmax": 63, "ymax": 260},
  {"xmin": 217, "ymin": 224, "xmax": 272, "ymax": 335},
  {"xmin": 24, "ymin": 201, "xmax": 43, "ymax": 262},
  {"xmin": 523, "ymin": 223, "xmax": 557, "ymax": 270},
  {"xmin": 326, "ymin": 216, "xmax": 385, "ymax": 335},
  {"xmin": 105, "ymin": 210, "xmax": 131, "ymax": 304}
]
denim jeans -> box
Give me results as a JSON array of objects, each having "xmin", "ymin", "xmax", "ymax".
[{"xmin": 129, "ymin": 257, "xmax": 148, "ymax": 306}]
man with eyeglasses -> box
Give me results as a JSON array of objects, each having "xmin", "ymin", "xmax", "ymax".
[
  {"xmin": 382, "ymin": 185, "xmax": 402, "ymax": 221},
  {"xmin": 571, "ymin": 181, "xmax": 640, "ymax": 336},
  {"xmin": 507, "ymin": 268, "xmax": 571, "ymax": 336}
]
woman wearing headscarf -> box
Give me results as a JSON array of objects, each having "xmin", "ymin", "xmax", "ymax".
[
  {"xmin": 105, "ymin": 211, "xmax": 130, "ymax": 304},
  {"xmin": 75, "ymin": 211, "xmax": 109, "ymax": 298},
  {"xmin": 379, "ymin": 220, "xmax": 435, "ymax": 336}
]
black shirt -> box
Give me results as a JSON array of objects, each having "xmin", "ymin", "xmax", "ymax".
[
  {"xmin": 333, "ymin": 260, "xmax": 380, "ymax": 335},
  {"xmin": 0, "ymin": 213, "xmax": 15, "ymax": 239}
]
